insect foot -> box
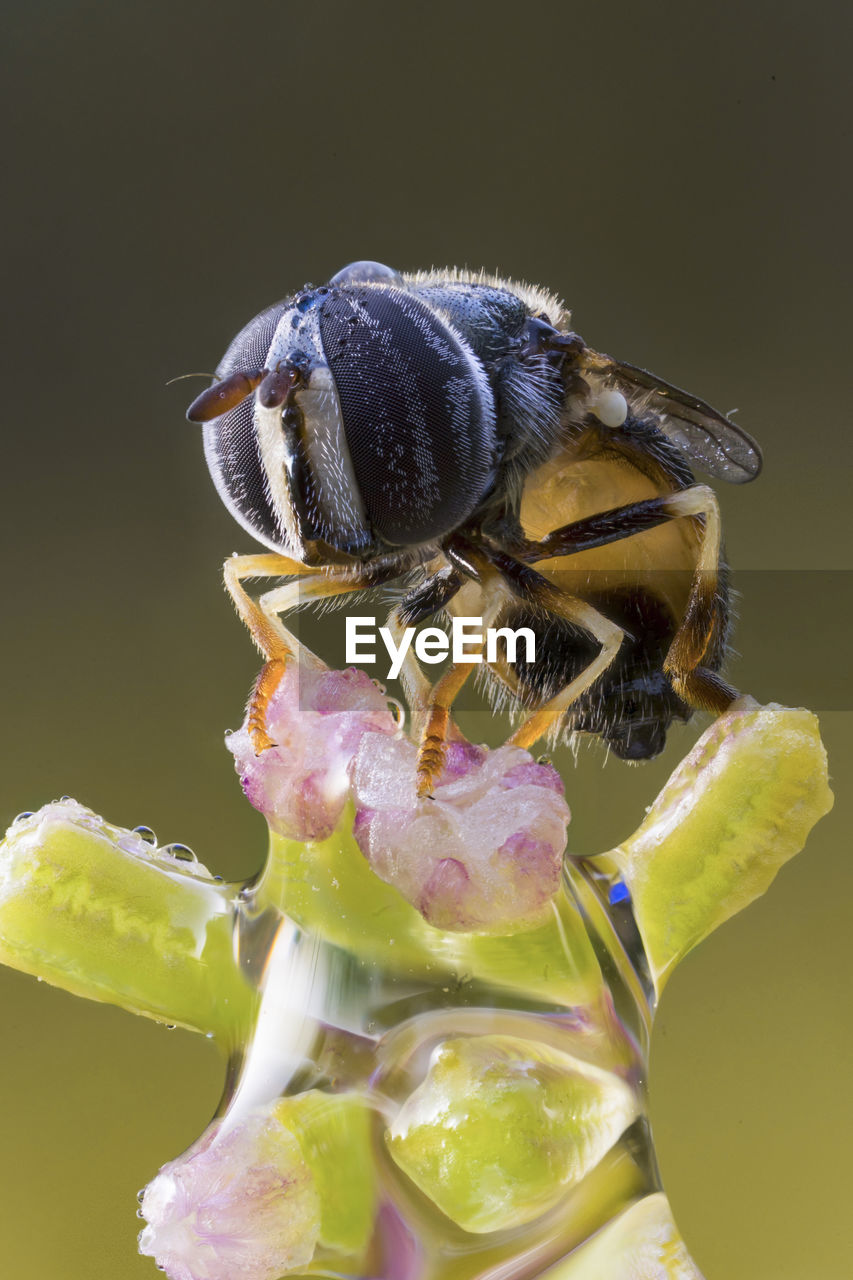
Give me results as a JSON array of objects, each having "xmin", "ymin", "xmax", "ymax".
[{"xmin": 351, "ymin": 736, "xmax": 570, "ymax": 932}]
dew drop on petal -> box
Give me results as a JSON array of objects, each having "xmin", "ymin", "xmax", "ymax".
[{"xmin": 162, "ymin": 842, "xmax": 196, "ymax": 862}]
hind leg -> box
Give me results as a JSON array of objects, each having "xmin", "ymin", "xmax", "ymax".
[
  {"xmin": 515, "ymin": 483, "xmax": 736, "ymax": 714},
  {"xmin": 657, "ymin": 487, "xmax": 735, "ymax": 713}
]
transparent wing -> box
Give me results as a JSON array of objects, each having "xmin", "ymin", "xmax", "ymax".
[{"xmin": 587, "ymin": 352, "xmax": 763, "ymax": 483}]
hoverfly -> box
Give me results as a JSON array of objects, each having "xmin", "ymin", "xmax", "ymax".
[{"xmin": 187, "ymin": 260, "xmax": 761, "ymax": 793}]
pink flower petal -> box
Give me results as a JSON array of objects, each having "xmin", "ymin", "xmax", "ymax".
[
  {"xmin": 227, "ymin": 665, "xmax": 398, "ymax": 841},
  {"xmin": 350, "ymin": 734, "xmax": 570, "ymax": 932},
  {"xmin": 138, "ymin": 1108, "xmax": 321, "ymax": 1280}
]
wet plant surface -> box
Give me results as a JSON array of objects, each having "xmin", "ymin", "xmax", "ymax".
[{"xmin": 0, "ymin": 664, "xmax": 832, "ymax": 1279}]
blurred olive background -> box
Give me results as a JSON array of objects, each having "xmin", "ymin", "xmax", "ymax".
[{"xmin": 1, "ymin": 3, "xmax": 851, "ymax": 1277}]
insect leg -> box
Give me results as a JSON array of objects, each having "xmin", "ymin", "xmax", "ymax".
[
  {"xmin": 382, "ymin": 566, "xmax": 465, "ymax": 734},
  {"xmin": 222, "ymin": 552, "xmax": 321, "ymax": 753},
  {"xmin": 413, "ymin": 564, "xmax": 511, "ymax": 797},
  {"xmin": 223, "ymin": 553, "xmax": 317, "ymax": 662},
  {"xmin": 224, "ymin": 554, "xmax": 399, "ymax": 752},
  {"xmin": 506, "ymin": 600, "xmax": 623, "ymax": 749},
  {"xmin": 516, "ymin": 483, "xmax": 735, "ymax": 715},
  {"xmin": 658, "ymin": 486, "xmax": 736, "ymax": 713},
  {"xmin": 520, "ymin": 496, "xmax": 688, "ymax": 561},
  {"xmin": 471, "ymin": 547, "xmax": 625, "ymax": 751}
]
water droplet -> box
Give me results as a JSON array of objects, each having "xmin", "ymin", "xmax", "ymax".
[
  {"xmin": 213, "ymin": 875, "xmax": 224, "ymax": 883},
  {"xmin": 136, "ymin": 1208, "xmax": 144, "ymax": 1218},
  {"xmin": 163, "ymin": 843, "xmax": 195, "ymax": 862},
  {"xmin": 165, "ymin": 1024, "xmax": 176, "ymax": 1031},
  {"xmin": 136, "ymin": 1188, "xmax": 145, "ymax": 1203},
  {"xmin": 132, "ymin": 825, "xmax": 157, "ymax": 845},
  {"xmin": 387, "ymin": 697, "xmax": 406, "ymax": 728},
  {"xmin": 13, "ymin": 811, "xmax": 34, "ymax": 824},
  {"xmin": 60, "ymin": 795, "xmax": 72, "ymax": 802}
]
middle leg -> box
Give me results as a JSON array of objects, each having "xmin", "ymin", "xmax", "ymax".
[
  {"xmin": 470, "ymin": 547, "xmax": 625, "ymax": 753},
  {"xmin": 383, "ymin": 550, "xmax": 512, "ymax": 796}
]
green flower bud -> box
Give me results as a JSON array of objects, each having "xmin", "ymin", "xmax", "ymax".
[{"xmin": 386, "ymin": 1034, "xmax": 638, "ymax": 1233}]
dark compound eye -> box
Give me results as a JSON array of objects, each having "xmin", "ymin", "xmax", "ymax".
[
  {"xmin": 202, "ymin": 300, "xmax": 290, "ymax": 550},
  {"xmin": 318, "ymin": 287, "xmax": 496, "ymax": 545}
]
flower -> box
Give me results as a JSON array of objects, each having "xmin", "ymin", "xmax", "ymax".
[
  {"xmin": 227, "ymin": 665, "xmax": 398, "ymax": 842},
  {"xmin": 227, "ymin": 661, "xmax": 569, "ymax": 931},
  {"xmin": 138, "ymin": 1108, "xmax": 320, "ymax": 1280},
  {"xmin": 351, "ymin": 735, "xmax": 570, "ymax": 932}
]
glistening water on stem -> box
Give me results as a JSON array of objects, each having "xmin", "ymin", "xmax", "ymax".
[{"xmin": 0, "ymin": 660, "xmax": 832, "ymax": 1279}]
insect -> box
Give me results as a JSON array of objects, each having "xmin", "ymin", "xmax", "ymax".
[{"xmin": 187, "ymin": 260, "xmax": 762, "ymax": 793}]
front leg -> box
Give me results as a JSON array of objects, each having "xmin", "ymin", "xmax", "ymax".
[
  {"xmin": 223, "ymin": 553, "xmax": 399, "ymax": 753},
  {"xmin": 223, "ymin": 552, "xmax": 316, "ymax": 661},
  {"xmin": 221, "ymin": 553, "xmax": 314, "ymax": 751}
]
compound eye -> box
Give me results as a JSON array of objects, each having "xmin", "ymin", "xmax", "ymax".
[
  {"xmin": 318, "ymin": 287, "xmax": 496, "ymax": 545},
  {"xmin": 201, "ymin": 300, "xmax": 290, "ymax": 550},
  {"xmin": 328, "ymin": 260, "xmax": 404, "ymax": 287}
]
